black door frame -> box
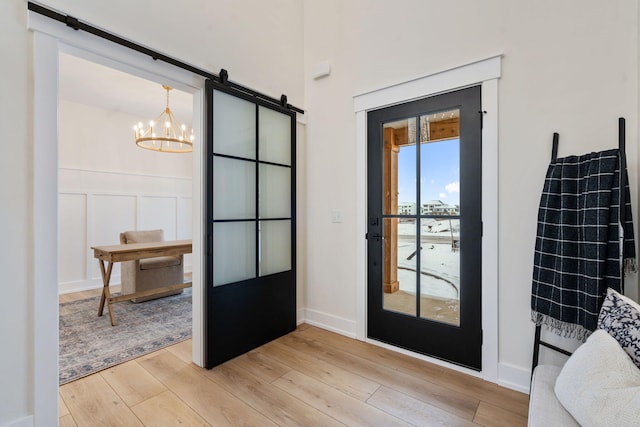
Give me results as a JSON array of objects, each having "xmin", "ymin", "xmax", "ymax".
[
  {"xmin": 366, "ymin": 86, "xmax": 483, "ymax": 370},
  {"xmin": 204, "ymin": 80, "xmax": 297, "ymax": 368}
]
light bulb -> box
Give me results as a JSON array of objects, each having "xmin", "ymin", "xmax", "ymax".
[
  {"xmin": 149, "ymin": 120, "xmax": 155, "ymax": 127},
  {"xmin": 165, "ymin": 121, "xmax": 171, "ymax": 128}
]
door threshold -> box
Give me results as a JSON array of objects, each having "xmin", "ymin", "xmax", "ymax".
[{"xmin": 364, "ymin": 336, "xmax": 484, "ymax": 379}]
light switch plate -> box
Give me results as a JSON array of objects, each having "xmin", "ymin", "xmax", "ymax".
[{"xmin": 331, "ymin": 209, "xmax": 343, "ymax": 223}]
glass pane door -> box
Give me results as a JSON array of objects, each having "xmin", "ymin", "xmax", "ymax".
[
  {"xmin": 367, "ymin": 86, "xmax": 482, "ymax": 370},
  {"xmin": 205, "ymin": 82, "xmax": 296, "ymax": 368}
]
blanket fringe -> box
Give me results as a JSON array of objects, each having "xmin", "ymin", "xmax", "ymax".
[{"xmin": 531, "ymin": 311, "xmax": 592, "ymax": 343}]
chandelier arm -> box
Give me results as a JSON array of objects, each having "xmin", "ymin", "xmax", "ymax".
[{"xmin": 134, "ymin": 84, "xmax": 193, "ymax": 153}]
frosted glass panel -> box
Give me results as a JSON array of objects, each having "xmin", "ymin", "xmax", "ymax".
[
  {"xmin": 213, "ymin": 157, "xmax": 255, "ymax": 220},
  {"xmin": 259, "ymin": 164, "xmax": 291, "ymax": 219},
  {"xmin": 259, "ymin": 106, "xmax": 291, "ymax": 165},
  {"xmin": 213, "ymin": 90, "xmax": 256, "ymax": 159},
  {"xmin": 259, "ymin": 220, "xmax": 291, "ymax": 276},
  {"xmin": 213, "ymin": 222, "xmax": 256, "ymax": 286}
]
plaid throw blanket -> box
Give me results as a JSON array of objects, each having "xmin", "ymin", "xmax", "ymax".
[{"xmin": 531, "ymin": 149, "xmax": 636, "ymax": 341}]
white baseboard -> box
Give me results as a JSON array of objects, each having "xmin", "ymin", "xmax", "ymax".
[
  {"xmin": 301, "ymin": 308, "xmax": 357, "ymax": 338},
  {"xmin": 498, "ymin": 362, "xmax": 531, "ymax": 394},
  {"xmin": 59, "ymin": 277, "xmax": 109, "ymax": 294},
  {"xmin": 296, "ymin": 308, "xmax": 305, "ymax": 325},
  {"xmin": 1, "ymin": 415, "xmax": 34, "ymax": 427}
]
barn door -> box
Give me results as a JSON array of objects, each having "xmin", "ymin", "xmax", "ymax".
[{"xmin": 204, "ymin": 81, "xmax": 296, "ymax": 367}]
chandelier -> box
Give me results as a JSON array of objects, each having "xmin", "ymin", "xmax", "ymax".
[{"xmin": 133, "ymin": 85, "xmax": 194, "ymax": 153}]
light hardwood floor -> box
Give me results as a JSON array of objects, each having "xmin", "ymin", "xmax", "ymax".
[{"xmin": 59, "ymin": 293, "xmax": 528, "ymax": 426}]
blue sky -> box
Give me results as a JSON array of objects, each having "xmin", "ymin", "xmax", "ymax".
[{"xmin": 397, "ymin": 138, "xmax": 460, "ymax": 205}]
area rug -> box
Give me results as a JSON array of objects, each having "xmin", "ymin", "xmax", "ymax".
[{"xmin": 59, "ymin": 288, "xmax": 191, "ymax": 384}]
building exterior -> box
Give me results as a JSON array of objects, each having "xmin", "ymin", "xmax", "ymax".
[
  {"xmin": 398, "ymin": 202, "xmax": 417, "ymax": 215},
  {"xmin": 420, "ymin": 200, "xmax": 460, "ymax": 216}
]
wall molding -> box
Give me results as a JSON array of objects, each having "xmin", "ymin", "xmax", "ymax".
[
  {"xmin": 302, "ymin": 308, "xmax": 358, "ymax": 338},
  {"xmin": 498, "ymin": 362, "xmax": 531, "ymax": 394},
  {"xmin": 59, "ymin": 166, "xmax": 192, "ymax": 181},
  {"xmin": 353, "ymin": 55, "xmax": 502, "ymax": 112},
  {"xmin": 59, "ymin": 178, "xmax": 193, "ymax": 295},
  {"xmin": 1, "ymin": 415, "xmax": 34, "ymax": 427}
]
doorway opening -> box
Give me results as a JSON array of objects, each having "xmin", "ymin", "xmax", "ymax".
[{"xmin": 57, "ymin": 52, "xmax": 196, "ymax": 384}]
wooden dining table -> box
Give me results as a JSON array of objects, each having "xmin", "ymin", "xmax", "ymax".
[{"xmin": 91, "ymin": 239, "xmax": 192, "ymax": 326}]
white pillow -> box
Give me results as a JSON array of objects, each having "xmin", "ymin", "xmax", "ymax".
[{"xmin": 554, "ymin": 330, "xmax": 640, "ymax": 427}]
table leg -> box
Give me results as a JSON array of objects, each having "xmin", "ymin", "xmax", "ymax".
[{"xmin": 97, "ymin": 260, "xmax": 117, "ymax": 326}]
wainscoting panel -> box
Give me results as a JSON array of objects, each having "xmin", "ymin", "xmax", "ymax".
[
  {"xmin": 59, "ymin": 168, "xmax": 192, "ymax": 294},
  {"xmin": 178, "ymin": 197, "xmax": 193, "ymax": 240},
  {"xmin": 139, "ymin": 195, "xmax": 178, "ymax": 240},
  {"xmin": 59, "ymin": 193, "xmax": 87, "ymax": 284},
  {"xmin": 91, "ymin": 193, "xmax": 137, "ymax": 284}
]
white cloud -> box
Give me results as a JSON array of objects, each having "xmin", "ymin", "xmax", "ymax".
[
  {"xmin": 439, "ymin": 192, "xmax": 447, "ymax": 199},
  {"xmin": 445, "ymin": 181, "xmax": 460, "ymax": 194}
]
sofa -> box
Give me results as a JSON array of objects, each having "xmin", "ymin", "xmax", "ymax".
[
  {"xmin": 528, "ymin": 288, "xmax": 640, "ymax": 427},
  {"xmin": 119, "ymin": 229, "xmax": 183, "ymax": 302},
  {"xmin": 528, "ymin": 364, "xmax": 579, "ymax": 426}
]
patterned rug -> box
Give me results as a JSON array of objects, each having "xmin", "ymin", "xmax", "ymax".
[{"xmin": 59, "ymin": 288, "xmax": 192, "ymax": 384}]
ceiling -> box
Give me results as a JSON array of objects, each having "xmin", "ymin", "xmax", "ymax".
[{"xmin": 59, "ymin": 53, "xmax": 194, "ymax": 123}]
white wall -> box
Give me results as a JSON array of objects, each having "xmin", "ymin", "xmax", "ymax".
[
  {"xmin": 302, "ymin": 0, "xmax": 639, "ymax": 391},
  {"xmin": 59, "ymin": 99, "xmax": 193, "ymax": 177},
  {"xmin": 0, "ymin": 1, "xmax": 32, "ymax": 425},
  {"xmin": 1, "ymin": 0, "xmax": 304, "ymax": 425},
  {"xmin": 58, "ymin": 99, "xmax": 193, "ymax": 294}
]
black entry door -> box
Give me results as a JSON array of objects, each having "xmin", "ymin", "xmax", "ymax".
[
  {"xmin": 367, "ymin": 86, "xmax": 482, "ymax": 370},
  {"xmin": 204, "ymin": 80, "xmax": 296, "ymax": 368}
]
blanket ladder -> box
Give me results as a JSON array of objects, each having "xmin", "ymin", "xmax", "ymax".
[{"xmin": 531, "ymin": 117, "xmax": 627, "ymax": 373}]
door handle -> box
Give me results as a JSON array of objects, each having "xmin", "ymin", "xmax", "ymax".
[{"xmin": 366, "ymin": 233, "xmax": 383, "ymax": 241}]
